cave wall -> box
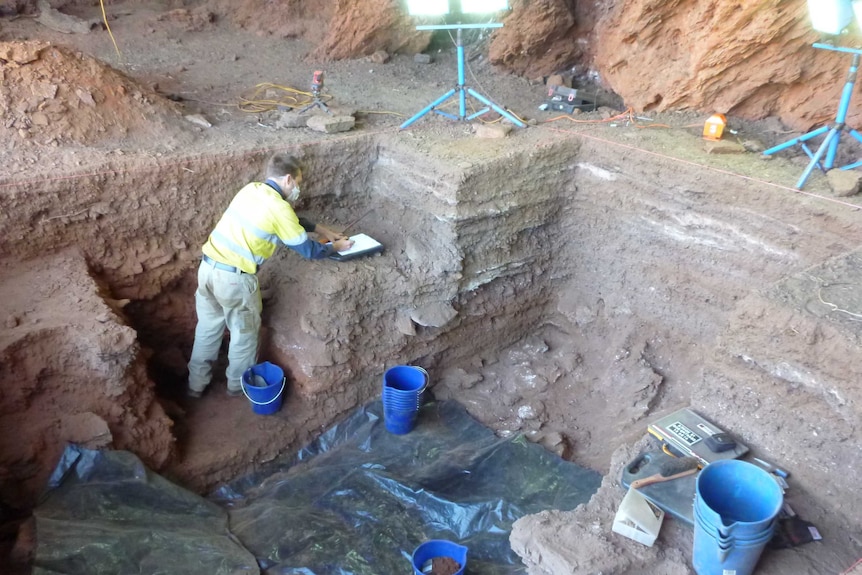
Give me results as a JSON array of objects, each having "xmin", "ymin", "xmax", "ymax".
[
  {"xmin": 592, "ymin": 0, "xmax": 861, "ymax": 130},
  {"xmin": 10, "ymin": 0, "xmax": 857, "ymax": 129},
  {"xmin": 227, "ymin": 0, "xmax": 862, "ymax": 131}
]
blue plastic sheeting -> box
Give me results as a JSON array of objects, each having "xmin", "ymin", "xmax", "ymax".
[{"xmin": 34, "ymin": 400, "xmax": 602, "ymax": 575}]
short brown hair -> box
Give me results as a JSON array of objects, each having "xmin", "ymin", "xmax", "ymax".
[{"xmin": 265, "ymin": 153, "xmax": 302, "ymax": 179}]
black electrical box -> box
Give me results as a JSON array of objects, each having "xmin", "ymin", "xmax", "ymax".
[{"xmin": 543, "ymin": 85, "xmax": 597, "ymax": 113}]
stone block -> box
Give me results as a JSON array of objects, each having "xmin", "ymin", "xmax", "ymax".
[
  {"xmin": 827, "ymin": 169, "xmax": 862, "ymax": 197},
  {"xmin": 184, "ymin": 114, "xmax": 212, "ymax": 128},
  {"xmin": 410, "ymin": 302, "xmax": 458, "ymax": 328},
  {"xmin": 414, "ymin": 53, "xmax": 432, "ymax": 64},
  {"xmin": 306, "ymin": 115, "xmax": 355, "ymax": 133},
  {"xmin": 370, "ymin": 50, "xmax": 390, "ymax": 64},
  {"xmin": 476, "ymin": 123, "xmax": 513, "ymax": 139}
]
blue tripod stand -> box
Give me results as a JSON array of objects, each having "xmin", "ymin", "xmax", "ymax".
[
  {"xmin": 400, "ymin": 23, "xmax": 525, "ymax": 129},
  {"xmin": 763, "ymin": 43, "xmax": 862, "ymax": 189}
]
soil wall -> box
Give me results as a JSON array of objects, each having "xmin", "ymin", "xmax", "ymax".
[{"xmin": 1, "ymin": 126, "xmax": 861, "ymax": 571}]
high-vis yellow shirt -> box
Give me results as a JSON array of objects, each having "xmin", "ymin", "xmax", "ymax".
[{"xmin": 202, "ymin": 181, "xmax": 332, "ymax": 273}]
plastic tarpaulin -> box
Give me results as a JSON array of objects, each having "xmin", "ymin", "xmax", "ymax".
[
  {"xmin": 35, "ymin": 400, "xmax": 602, "ymax": 574},
  {"xmin": 33, "ymin": 445, "xmax": 258, "ymax": 575}
]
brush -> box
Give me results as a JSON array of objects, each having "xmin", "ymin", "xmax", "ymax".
[{"xmin": 630, "ymin": 457, "xmax": 700, "ymax": 489}]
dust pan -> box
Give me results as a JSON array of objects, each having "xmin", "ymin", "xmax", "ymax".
[{"xmin": 612, "ymin": 487, "xmax": 665, "ymax": 546}]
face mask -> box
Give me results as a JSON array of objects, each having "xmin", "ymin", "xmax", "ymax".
[{"xmin": 286, "ymin": 183, "xmax": 301, "ymax": 203}]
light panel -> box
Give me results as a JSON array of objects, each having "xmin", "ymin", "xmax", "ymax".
[
  {"xmin": 808, "ymin": 0, "xmax": 853, "ymax": 34},
  {"xmin": 406, "ymin": 0, "xmax": 450, "ymax": 15},
  {"xmin": 460, "ymin": 0, "xmax": 509, "ymax": 13}
]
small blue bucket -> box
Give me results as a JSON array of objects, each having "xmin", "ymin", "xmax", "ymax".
[
  {"xmin": 692, "ymin": 459, "xmax": 783, "ymax": 575},
  {"xmin": 241, "ymin": 362, "xmax": 286, "ymax": 415},
  {"xmin": 382, "ymin": 366, "xmax": 428, "ymax": 435},
  {"xmin": 411, "ymin": 540, "xmax": 467, "ymax": 575}
]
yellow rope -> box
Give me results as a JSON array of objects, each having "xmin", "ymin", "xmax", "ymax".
[
  {"xmin": 99, "ymin": 0, "xmax": 122, "ymax": 63},
  {"xmin": 238, "ymin": 83, "xmax": 328, "ymax": 113}
]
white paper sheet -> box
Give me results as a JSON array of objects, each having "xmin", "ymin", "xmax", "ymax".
[{"xmin": 335, "ymin": 233, "xmax": 382, "ymax": 256}]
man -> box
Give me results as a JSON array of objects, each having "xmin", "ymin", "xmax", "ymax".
[{"xmin": 187, "ymin": 152, "xmax": 353, "ymax": 398}]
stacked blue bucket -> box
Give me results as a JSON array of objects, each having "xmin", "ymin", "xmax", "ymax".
[
  {"xmin": 382, "ymin": 366, "xmax": 428, "ymax": 434},
  {"xmin": 693, "ymin": 459, "xmax": 783, "ymax": 575}
]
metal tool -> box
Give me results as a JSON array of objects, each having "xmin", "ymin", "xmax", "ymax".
[
  {"xmin": 648, "ymin": 408, "xmax": 749, "ymax": 466},
  {"xmin": 630, "ymin": 457, "xmax": 700, "ymax": 489},
  {"xmin": 298, "ymin": 70, "xmax": 331, "ymax": 115},
  {"xmin": 340, "ymin": 208, "xmax": 374, "ymax": 237},
  {"xmin": 752, "ymin": 457, "xmax": 790, "ymax": 478}
]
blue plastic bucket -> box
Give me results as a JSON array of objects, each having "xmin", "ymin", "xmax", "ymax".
[
  {"xmin": 383, "ymin": 366, "xmax": 427, "ymax": 404},
  {"xmin": 241, "ymin": 362, "xmax": 286, "ymax": 415},
  {"xmin": 411, "ymin": 540, "xmax": 467, "ymax": 575},
  {"xmin": 384, "ymin": 409, "xmax": 418, "ymax": 435},
  {"xmin": 692, "ymin": 460, "xmax": 783, "ymax": 575},
  {"xmin": 694, "ymin": 503, "xmax": 775, "ymax": 543},
  {"xmin": 382, "ymin": 366, "xmax": 428, "ymax": 435},
  {"xmin": 695, "ymin": 460, "xmax": 783, "ymax": 535},
  {"xmin": 693, "ymin": 524, "xmax": 775, "ymax": 573}
]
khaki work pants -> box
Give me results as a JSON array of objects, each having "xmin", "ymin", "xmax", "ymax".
[{"xmin": 187, "ymin": 260, "xmax": 262, "ymax": 393}]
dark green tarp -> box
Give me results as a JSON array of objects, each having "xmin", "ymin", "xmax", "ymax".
[{"xmin": 35, "ymin": 400, "xmax": 602, "ymax": 574}]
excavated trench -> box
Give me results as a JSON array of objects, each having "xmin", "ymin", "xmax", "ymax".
[{"xmin": 2, "ymin": 127, "xmax": 862, "ymax": 571}]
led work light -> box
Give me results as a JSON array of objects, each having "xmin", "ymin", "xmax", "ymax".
[
  {"xmin": 405, "ymin": 0, "xmax": 509, "ymax": 16},
  {"xmin": 807, "ymin": 0, "xmax": 854, "ymax": 34},
  {"xmin": 763, "ymin": 1, "xmax": 862, "ymax": 188},
  {"xmin": 400, "ymin": 0, "xmax": 524, "ymax": 129},
  {"xmin": 405, "ymin": 0, "xmax": 449, "ymax": 16}
]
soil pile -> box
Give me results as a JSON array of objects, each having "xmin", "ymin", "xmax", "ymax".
[{"xmin": 0, "ymin": 40, "xmax": 188, "ymax": 148}]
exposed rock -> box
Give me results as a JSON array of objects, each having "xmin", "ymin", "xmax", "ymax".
[
  {"xmin": 0, "ymin": 41, "xmax": 186, "ymax": 147},
  {"xmin": 36, "ymin": 0, "xmax": 100, "ymax": 34},
  {"xmin": 184, "ymin": 114, "xmax": 212, "ymax": 128},
  {"xmin": 306, "ymin": 114, "xmax": 355, "ymax": 133},
  {"xmin": 315, "ymin": 0, "xmax": 429, "ymax": 60},
  {"xmin": 490, "ymin": 0, "xmax": 580, "ymax": 76},
  {"xmin": 593, "ymin": 0, "xmax": 854, "ymax": 131},
  {"xmin": 369, "ymin": 49, "xmax": 390, "ymax": 64},
  {"xmin": 395, "ymin": 310, "xmax": 416, "ymax": 336},
  {"xmin": 217, "ymin": 0, "xmax": 335, "ymax": 43},
  {"xmin": 526, "ymin": 428, "xmax": 570, "ymax": 458},
  {"xmin": 437, "ymin": 367, "xmax": 483, "ymax": 391},
  {"xmin": 827, "ymin": 169, "xmax": 862, "ymax": 197},
  {"xmin": 0, "ymin": 40, "xmax": 47, "ymax": 66},
  {"xmin": 410, "ymin": 301, "xmax": 458, "ymax": 328},
  {"xmin": 476, "ymin": 123, "xmax": 513, "ymax": 139}
]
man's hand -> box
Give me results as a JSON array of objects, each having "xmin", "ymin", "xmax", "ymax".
[
  {"xmin": 316, "ymin": 225, "xmax": 346, "ymax": 242},
  {"xmin": 332, "ymin": 238, "xmax": 354, "ymax": 252}
]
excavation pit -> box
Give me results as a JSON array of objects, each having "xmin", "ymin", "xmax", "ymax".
[
  {"xmin": 2, "ymin": 127, "xmax": 861, "ymax": 574},
  {"xmin": 1, "ymin": 11, "xmax": 862, "ymax": 573}
]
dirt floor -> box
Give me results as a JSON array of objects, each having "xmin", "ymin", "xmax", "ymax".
[{"xmin": 2, "ymin": 2, "xmax": 862, "ymax": 574}]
